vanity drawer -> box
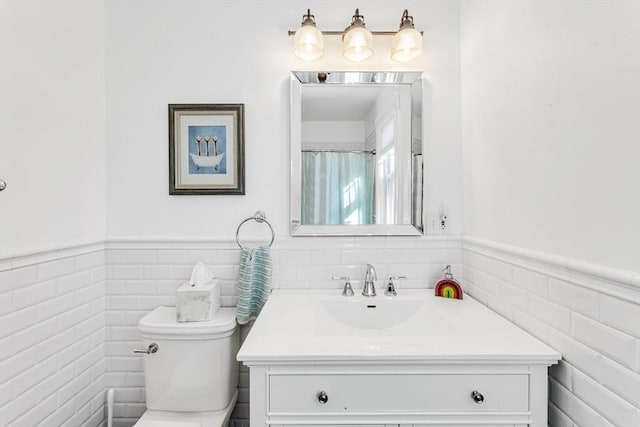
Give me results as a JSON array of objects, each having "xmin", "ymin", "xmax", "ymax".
[{"xmin": 269, "ymin": 373, "xmax": 528, "ymax": 413}]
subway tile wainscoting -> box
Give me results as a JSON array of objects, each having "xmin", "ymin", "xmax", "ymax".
[
  {"xmin": 0, "ymin": 238, "xmax": 640, "ymax": 426},
  {"xmin": 462, "ymin": 237, "xmax": 640, "ymax": 427},
  {"xmin": 0, "ymin": 243, "xmax": 107, "ymax": 427},
  {"xmin": 2, "ymin": 237, "xmax": 639, "ymax": 426}
]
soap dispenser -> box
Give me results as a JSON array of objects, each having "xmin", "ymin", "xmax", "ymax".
[{"xmin": 434, "ymin": 265, "xmax": 463, "ymax": 299}]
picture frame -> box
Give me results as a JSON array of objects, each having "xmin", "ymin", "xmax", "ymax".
[{"xmin": 169, "ymin": 104, "xmax": 245, "ymax": 195}]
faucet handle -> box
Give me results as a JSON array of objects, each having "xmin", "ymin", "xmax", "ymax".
[
  {"xmin": 385, "ymin": 276, "xmax": 407, "ymax": 297},
  {"xmin": 332, "ymin": 276, "xmax": 354, "ymax": 297}
]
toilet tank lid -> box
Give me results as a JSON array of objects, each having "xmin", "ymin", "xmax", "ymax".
[{"xmin": 138, "ymin": 306, "xmax": 236, "ymax": 337}]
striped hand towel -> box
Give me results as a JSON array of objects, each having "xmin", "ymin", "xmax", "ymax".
[{"xmin": 236, "ymin": 247, "xmax": 272, "ymax": 325}]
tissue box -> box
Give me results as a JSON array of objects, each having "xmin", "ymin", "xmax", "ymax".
[{"xmin": 175, "ymin": 279, "xmax": 220, "ymax": 322}]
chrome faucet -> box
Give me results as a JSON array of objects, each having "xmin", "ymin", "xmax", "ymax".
[{"xmin": 362, "ymin": 264, "xmax": 377, "ymax": 297}]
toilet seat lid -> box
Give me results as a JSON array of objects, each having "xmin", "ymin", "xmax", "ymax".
[{"xmin": 139, "ymin": 306, "xmax": 236, "ymax": 337}]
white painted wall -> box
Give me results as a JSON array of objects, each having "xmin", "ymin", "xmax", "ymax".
[
  {"xmin": 461, "ymin": 2, "xmax": 640, "ymax": 425},
  {"xmin": 461, "ymin": 0, "xmax": 640, "ymax": 272},
  {"xmin": 302, "ymin": 121, "xmax": 366, "ymax": 150},
  {"xmin": 104, "ymin": 0, "xmax": 463, "ymax": 239},
  {"xmin": 0, "ymin": 0, "xmax": 107, "ymax": 256},
  {"xmin": 0, "ymin": 2, "xmax": 107, "ymax": 425}
]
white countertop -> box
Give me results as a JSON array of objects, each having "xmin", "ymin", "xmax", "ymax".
[{"xmin": 237, "ymin": 289, "xmax": 561, "ymax": 365}]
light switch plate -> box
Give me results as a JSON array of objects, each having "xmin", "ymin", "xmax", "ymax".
[{"xmin": 426, "ymin": 213, "xmax": 443, "ymax": 235}]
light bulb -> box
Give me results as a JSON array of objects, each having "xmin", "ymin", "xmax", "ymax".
[
  {"xmin": 293, "ymin": 9, "xmax": 324, "ymax": 61},
  {"xmin": 391, "ymin": 10, "xmax": 423, "ymax": 62},
  {"xmin": 342, "ymin": 9, "xmax": 373, "ymax": 62}
]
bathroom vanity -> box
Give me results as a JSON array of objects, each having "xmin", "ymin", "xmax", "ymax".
[{"xmin": 237, "ymin": 290, "xmax": 560, "ymax": 427}]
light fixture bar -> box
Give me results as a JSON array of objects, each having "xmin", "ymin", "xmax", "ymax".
[{"xmin": 288, "ymin": 30, "xmax": 422, "ymax": 36}]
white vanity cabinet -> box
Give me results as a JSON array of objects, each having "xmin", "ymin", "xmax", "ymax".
[
  {"xmin": 249, "ymin": 363, "xmax": 548, "ymax": 427},
  {"xmin": 238, "ymin": 290, "xmax": 560, "ymax": 427}
]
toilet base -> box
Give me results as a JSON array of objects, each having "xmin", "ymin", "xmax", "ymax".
[{"xmin": 134, "ymin": 390, "xmax": 238, "ymax": 427}]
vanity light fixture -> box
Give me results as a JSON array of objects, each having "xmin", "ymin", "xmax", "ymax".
[
  {"xmin": 341, "ymin": 9, "xmax": 373, "ymax": 62},
  {"xmin": 293, "ymin": 9, "xmax": 325, "ymax": 61},
  {"xmin": 391, "ymin": 9, "xmax": 423, "ymax": 62},
  {"xmin": 289, "ymin": 8, "xmax": 424, "ymax": 63}
]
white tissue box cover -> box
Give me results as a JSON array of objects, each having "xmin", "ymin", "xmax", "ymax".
[{"xmin": 175, "ymin": 279, "xmax": 220, "ymax": 322}]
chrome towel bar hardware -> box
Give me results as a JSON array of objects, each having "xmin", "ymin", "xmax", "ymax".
[
  {"xmin": 0, "ymin": 179, "xmax": 6, "ymax": 191},
  {"xmin": 235, "ymin": 210, "xmax": 275, "ymax": 250}
]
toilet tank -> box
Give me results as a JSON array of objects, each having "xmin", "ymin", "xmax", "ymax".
[{"xmin": 138, "ymin": 306, "xmax": 239, "ymax": 412}]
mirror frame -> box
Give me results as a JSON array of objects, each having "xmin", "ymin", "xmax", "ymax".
[{"xmin": 290, "ymin": 71, "xmax": 424, "ymax": 236}]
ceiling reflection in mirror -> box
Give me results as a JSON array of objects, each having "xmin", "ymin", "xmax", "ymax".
[{"xmin": 291, "ymin": 71, "xmax": 423, "ymax": 236}]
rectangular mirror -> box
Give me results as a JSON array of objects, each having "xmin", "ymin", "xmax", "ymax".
[{"xmin": 290, "ymin": 71, "xmax": 424, "ymax": 236}]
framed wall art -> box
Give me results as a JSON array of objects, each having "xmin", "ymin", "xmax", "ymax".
[{"xmin": 169, "ymin": 104, "xmax": 245, "ymax": 195}]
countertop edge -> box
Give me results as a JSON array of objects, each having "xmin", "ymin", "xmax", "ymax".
[{"xmin": 237, "ymin": 355, "xmax": 561, "ymax": 366}]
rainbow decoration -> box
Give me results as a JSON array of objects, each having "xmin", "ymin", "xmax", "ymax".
[{"xmin": 434, "ymin": 279, "xmax": 463, "ymax": 299}]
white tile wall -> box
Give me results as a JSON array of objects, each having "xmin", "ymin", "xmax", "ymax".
[
  {"xmin": 462, "ymin": 237, "xmax": 640, "ymax": 427},
  {"xmin": 0, "ymin": 247, "xmax": 106, "ymax": 427},
  {"xmin": 104, "ymin": 236, "xmax": 461, "ymax": 427},
  {"xmin": 8, "ymin": 235, "xmax": 638, "ymax": 427}
]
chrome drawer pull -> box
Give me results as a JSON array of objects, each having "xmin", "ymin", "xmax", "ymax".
[
  {"xmin": 317, "ymin": 390, "xmax": 329, "ymax": 404},
  {"xmin": 133, "ymin": 343, "xmax": 159, "ymax": 354},
  {"xmin": 471, "ymin": 390, "xmax": 484, "ymax": 404}
]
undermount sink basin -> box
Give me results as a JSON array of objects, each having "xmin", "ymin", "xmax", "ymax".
[
  {"xmin": 313, "ymin": 295, "xmax": 462, "ymax": 337},
  {"xmin": 316, "ymin": 298, "xmax": 424, "ymax": 329}
]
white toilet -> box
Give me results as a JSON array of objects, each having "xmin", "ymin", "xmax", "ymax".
[{"xmin": 134, "ymin": 306, "xmax": 239, "ymax": 427}]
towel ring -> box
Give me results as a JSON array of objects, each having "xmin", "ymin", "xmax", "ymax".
[{"xmin": 236, "ymin": 211, "xmax": 275, "ymax": 250}]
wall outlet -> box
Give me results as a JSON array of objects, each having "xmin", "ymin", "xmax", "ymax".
[
  {"xmin": 426, "ymin": 212, "xmax": 449, "ymax": 235},
  {"xmin": 440, "ymin": 214, "xmax": 448, "ymax": 233}
]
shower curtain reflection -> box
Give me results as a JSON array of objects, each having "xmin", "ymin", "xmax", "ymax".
[{"xmin": 301, "ymin": 151, "xmax": 375, "ymax": 225}]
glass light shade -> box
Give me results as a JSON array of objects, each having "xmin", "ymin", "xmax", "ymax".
[
  {"xmin": 342, "ymin": 26, "xmax": 373, "ymax": 62},
  {"xmin": 391, "ymin": 27, "xmax": 423, "ymax": 62},
  {"xmin": 294, "ymin": 24, "xmax": 324, "ymax": 61}
]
